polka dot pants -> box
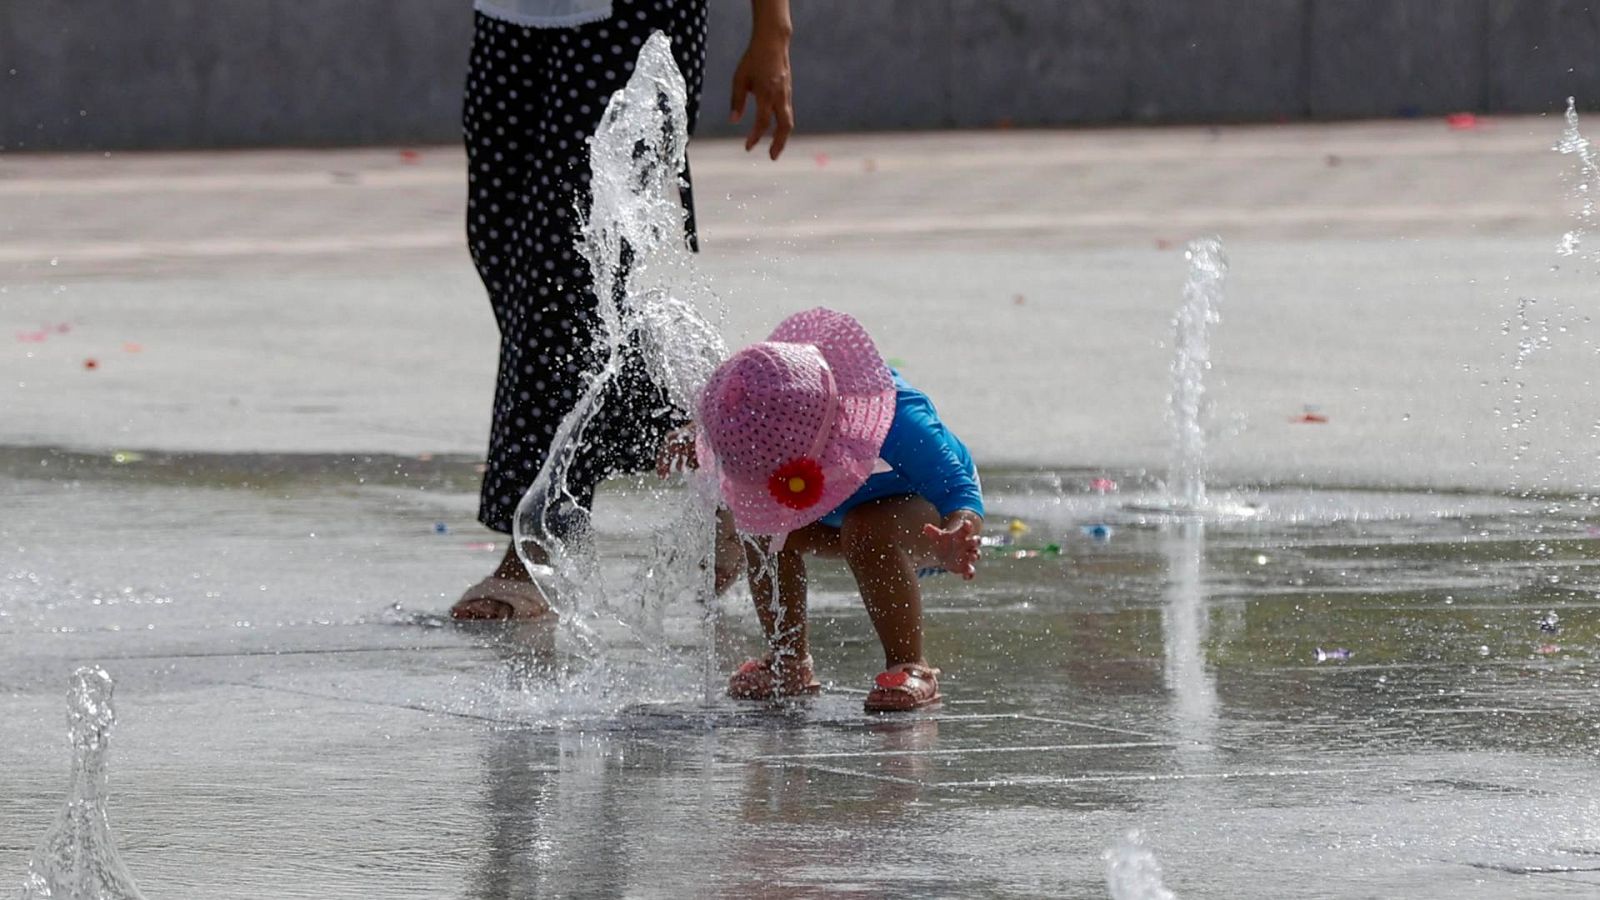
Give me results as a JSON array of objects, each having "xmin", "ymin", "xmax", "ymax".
[{"xmin": 463, "ymin": 0, "xmax": 709, "ymax": 534}]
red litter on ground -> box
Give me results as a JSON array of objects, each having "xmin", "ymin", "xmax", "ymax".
[
  {"xmin": 1090, "ymin": 477, "xmax": 1118, "ymax": 493},
  {"xmin": 1013, "ymin": 294, "xmax": 1026, "ymax": 306},
  {"xmin": 399, "ymin": 149, "xmax": 421, "ymax": 163},
  {"xmin": 813, "ymin": 152, "xmax": 829, "ymax": 168},
  {"xmin": 16, "ymin": 331, "xmax": 48, "ymax": 343},
  {"xmin": 1292, "ymin": 406, "xmax": 1329, "ymax": 424},
  {"xmin": 55, "ymin": 322, "xmax": 72, "ymax": 334},
  {"xmin": 1447, "ymin": 112, "xmax": 1479, "ymax": 130},
  {"xmin": 122, "ymin": 342, "xmax": 143, "ymax": 353},
  {"xmin": 83, "ymin": 358, "xmax": 99, "ymax": 370}
]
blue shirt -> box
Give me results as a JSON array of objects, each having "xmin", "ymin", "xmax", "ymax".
[{"xmin": 818, "ymin": 372, "xmax": 984, "ymax": 527}]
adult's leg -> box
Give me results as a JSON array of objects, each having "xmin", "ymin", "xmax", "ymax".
[
  {"xmin": 459, "ymin": 2, "xmax": 711, "ymax": 619},
  {"xmin": 474, "ymin": 1, "xmax": 709, "ymax": 536},
  {"xmin": 466, "ymin": 10, "xmax": 596, "ymax": 540},
  {"xmin": 566, "ymin": 0, "xmax": 712, "ymax": 484},
  {"xmin": 458, "ymin": 13, "xmax": 562, "ymax": 620}
]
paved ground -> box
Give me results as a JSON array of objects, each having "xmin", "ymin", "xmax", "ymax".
[
  {"xmin": 6, "ymin": 458, "xmax": 1600, "ymax": 898},
  {"xmin": 3, "ymin": 115, "xmax": 1598, "ymax": 490},
  {"xmin": 5, "ymin": 118, "xmax": 1600, "ymax": 898}
]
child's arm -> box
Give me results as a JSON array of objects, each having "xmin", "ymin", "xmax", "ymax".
[{"xmin": 879, "ymin": 389, "xmax": 986, "ymax": 578}]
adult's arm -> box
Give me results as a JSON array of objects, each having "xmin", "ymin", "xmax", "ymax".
[{"xmin": 729, "ymin": 0, "xmax": 794, "ymax": 160}]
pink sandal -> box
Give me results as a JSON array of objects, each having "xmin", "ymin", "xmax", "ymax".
[
  {"xmin": 727, "ymin": 654, "xmax": 822, "ymax": 700},
  {"xmin": 864, "ymin": 663, "xmax": 942, "ymax": 712}
]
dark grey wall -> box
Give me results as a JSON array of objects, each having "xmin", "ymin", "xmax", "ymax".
[
  {"xmin": 3, "ymin": 0, "xmax": 1598, "ymax": 152},
  {"xmin": 0, "ymin": 1, "xmax": 472, "ymax": 151}
]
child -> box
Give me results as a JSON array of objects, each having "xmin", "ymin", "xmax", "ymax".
[{"xmin": 694, "ymin": 307, "xmax": 984, "ymax": 712}]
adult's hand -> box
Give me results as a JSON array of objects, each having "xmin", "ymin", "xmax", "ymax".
[{"xmin": 730, "ymin": 0, "xmax": 793, "ymax": 160}]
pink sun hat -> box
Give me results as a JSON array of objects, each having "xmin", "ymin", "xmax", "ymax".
[{"xmin": 698, "ymin": 307, "xmax": 897, "ymax": 536}]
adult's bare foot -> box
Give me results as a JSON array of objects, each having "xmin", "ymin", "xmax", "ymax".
[{"xmin": 451, "ymin": 542, "xmax": 553, "ymax": 621}]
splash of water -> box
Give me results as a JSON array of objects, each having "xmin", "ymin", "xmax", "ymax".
[
  {"xmin": 1569, "ymin": 100, "xmax": 1600, "ymax": 476},
  {"xmin": 1167, "ymin": 237, "xmax": 1228, "ymax": 511},
  {"xmin": 1161, "ymin": 521, "xmax": 1218, "ymax": 751},
  {"xmin": 20, "ymin": 667, "xmax": 147, "ymax": 900},
  {"xmin": 1497, "ymin": 296, "xmax": 1551, "ymax": 476},
  {"xmin": 1104, "ymin": 829, "xmax": 1179, "ymax": 900},
  {"xmin": 510, "ymin": 32, "xmax": 727, "ymax": 702},
  {"xmin": 1557, "ymin": 97, "xmax": 1598, "ymax": 261},
  {"xmin": 1494, "ymin": 100, "xmax": 1596, "ymax": 492}
]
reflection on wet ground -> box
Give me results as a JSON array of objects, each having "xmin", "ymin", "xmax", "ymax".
[{"xmin": 5, "ymin": 449, "xmax": 1600, "ymax": 897}]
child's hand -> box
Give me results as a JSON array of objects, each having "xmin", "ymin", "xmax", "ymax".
[
  {"xmin": 922, "ymin": 513, "xmax": 983, "ymax": 580},
  {"xmin": 656, "ymin": 426, "xmax": 699, "ymax": 478}
]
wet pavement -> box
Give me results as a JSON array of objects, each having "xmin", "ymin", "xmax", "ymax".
[
  {"xmin": 6, "ymin": 121, "xmax": 1600, "ymax": 897},
  {"xmin": 7, "ymin": 451, "xmax": 1600, "ymax": 897}
]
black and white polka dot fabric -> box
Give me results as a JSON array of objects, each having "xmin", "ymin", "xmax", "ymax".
[{"xmin": 463, "ymin": 0, "xmax": 709, "ymax": 534}]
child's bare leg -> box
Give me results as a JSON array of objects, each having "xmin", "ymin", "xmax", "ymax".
[
  {"xmin": 839, "ymin": 496, "xmax": 942, "ymax": 668},
  {"xmin": 713, "ymin": 507, "xmax": 744, "ymax": 595},
  {"xmin": 744, "ymin": 523, "xmax": 840, "ymax": 667},
  {"xmin": 746, "ymin": 537, "xmax": 807, "ymax": 664}
]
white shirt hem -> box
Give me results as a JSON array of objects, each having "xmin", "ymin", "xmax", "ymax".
[{"xmin": 474, "ymin": 1, "xmax": 613, "ymax": 29}]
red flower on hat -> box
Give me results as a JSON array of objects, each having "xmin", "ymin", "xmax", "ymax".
[{"xmin": 769, "ymin": 457, "xmax": 826, "ymax": 510}]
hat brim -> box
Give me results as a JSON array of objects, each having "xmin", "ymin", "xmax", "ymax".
[
  {"xmin": 705, "ymin": 387, "xmax": 896, "ymax": 536},
  {"xmin": 703, "ymin": 307, "xmax": 898, "ymax": 536}
]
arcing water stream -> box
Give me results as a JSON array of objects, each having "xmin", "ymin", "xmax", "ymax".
[{"xmin": 508, "ymin": 32, "xmax": 728, "ymax": 713}]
